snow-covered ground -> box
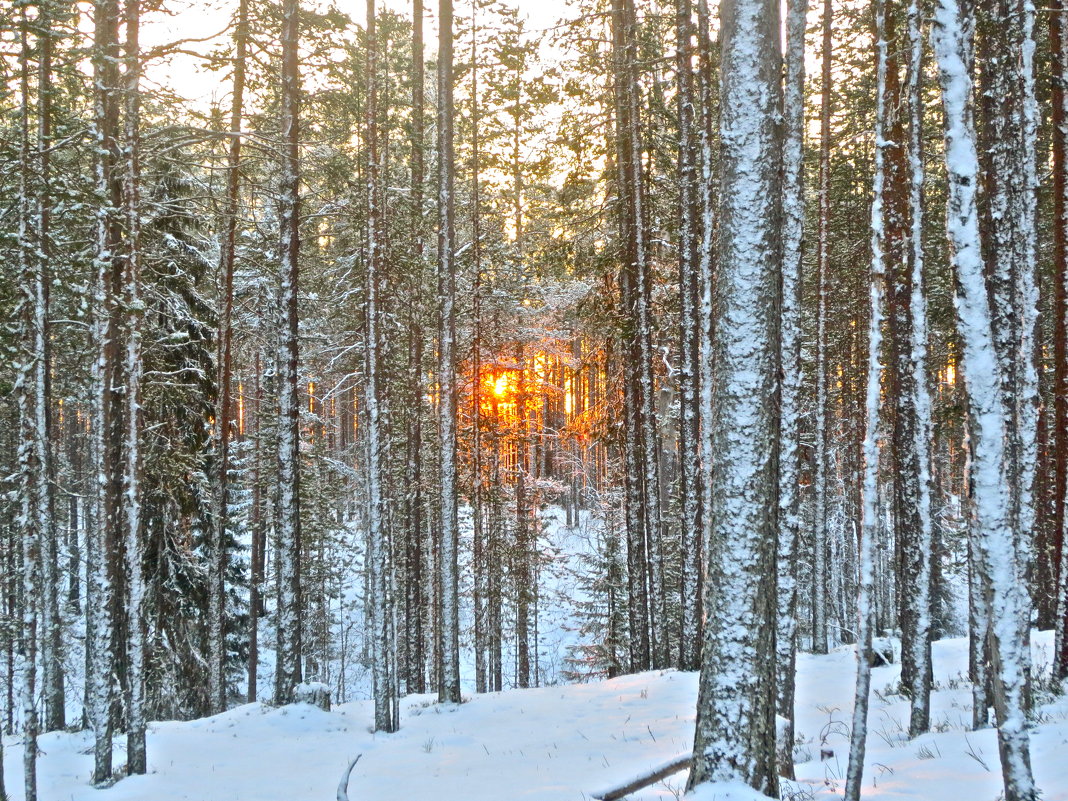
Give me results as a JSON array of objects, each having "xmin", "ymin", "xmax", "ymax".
[{"xmin": 4, "ymin": 630, "xmax": 1066, "ymax": 801}]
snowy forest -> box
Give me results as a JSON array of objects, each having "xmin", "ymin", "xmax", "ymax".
[{"xmin": 1, "ymin": 0, "xmax": 1067, "ymax": 798}]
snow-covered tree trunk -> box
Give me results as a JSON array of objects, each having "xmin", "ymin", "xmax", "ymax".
[
  {"xmin": 1052, "ymin": 0, "xmax": 1068, "ymax": 680},
  {"xmin": 812, "ymin": 0, "xmax": 833, "ymax": 656},
  {"xmin": 622, "ymin": 0, "xmax": 668, "ymax": 670},
  {"xmin": 209, "ymin": 0, "xmax": 249, "ymax": 717},
  {"xmin": 33, "ymin": 0, "xmax": 65, "ymax": 737},
  {"xmin": 931, "ymin": 0, "xmax": 1039, "ymax": 796},
  {"xmin": 904, "ymin": 0, "xmax": 936, "ymax": 737},
  {"xmin": 274, "ymin": 0, "xmax": 304, "ymax": 707},
  {"xmin": 777, "ymin": 0, "xmax": 808, "ymax": 774},
  {"xmin": 676, "ymin": 0, "xmax": 703, "ymax": 673},
  {"xmin": 16, "ymin": 13, "xmax": 40, "ymax": 799},
  {"xmin": 696, "ymin": 0, "xmax": 716, "ymax": 649},
  {"xmin": 610, "ymin": 0, "xmax": 651, "ymax": 673},
  {"xmin": 366, "ymin": 0, "xmax": 397, "ymax": 733},
  {"xmin": 844, "ymin": 3, "xmax": 890, "ymax": 794},
  {"xmin": 687, "ymin": 0, "xmax": 781, "ymax": 790},
  {"xmin": 437, "ymin": 0, "xmax": 462, "ymax": 705},
  {"xmin": 122, "ymin": 0, "xmax": 147, "ymax": 774},
  {"xmin": 404, "ymin": 0, "xmax": 429, "ymax": 697},
  {"xmin": 89, "ymin": 0, "xmax": 123, "ymax": 782}
]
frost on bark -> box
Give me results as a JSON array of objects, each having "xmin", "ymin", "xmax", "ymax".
[
  {"xmin": 844, "ymin": 2, "xmax": 891, "ymax": 795},
  {"xmin": 676, "ymin": 0, "xmax": 703, "ymax": 673},
  {"xmin": 902, "ymin": 0, "xmax": 936, "ymax": 737},
  {"xmin": 121, "ymin": 0, "xmax": 147, "ymax": 774},
  {"xmin": 777, "ymin": 0, "xmax": 808, "ymax": 774},
  {"xmin": 1051, "ymin": 0, "xmax": 1068, "ymax": 680},
  {"xmin": 437, "ymin": 0, "xmax": 462, "ymax": 705},
  {"xmin": 366, "ymin": 0, "xmax": 397, "ymax": 733},
  {"xmin": 932, "ymin": 0, "xmax": 1039, "ymax": 796},
  {"xmin": 687, "ymin": 0, "xmax": 782, "ymax": 791},
  {"xmin": 274, "ymin": 0, "xmax": 304, "ymax": 707},
  {"xmin": 89, "ymin": 0, "xmax": 124, "ymax": 783},
  {"xmin": 17, "ymin": 14, "xmax": 40, "ymax": 797}
]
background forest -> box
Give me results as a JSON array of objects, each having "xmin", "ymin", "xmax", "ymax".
[{"xmin": 0, "ymin": 0, "xmax": 1065, "ymax": 798}]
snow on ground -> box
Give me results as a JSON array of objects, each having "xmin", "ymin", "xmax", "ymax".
[{"xmin": 4, "ymin": 631, "xmax": 1067, "ymax": 801}]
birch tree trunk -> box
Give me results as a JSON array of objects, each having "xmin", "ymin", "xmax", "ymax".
[{"xmin": 687, "ymin": 0, "xmax": 781, "ymax": 790}]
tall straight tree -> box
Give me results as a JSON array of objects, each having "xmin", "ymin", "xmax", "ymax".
[
  {"xmin": 687, "ymin": 0, "xmax": 782, "ymax": 790},
  {"xmin": 610, "ymin": 0, "xmax": 654, "ymax": 672},
  {"xmin": 812, "ymin": 0, "xmax": 833, "ymax": 655},
  {"xmin": 676, "ymin": 0, "xmax": 703, "ymax": 672},
  {"xmin": 209, "ymin": 0, "xmax": 249, "ymax": 716},
  {"xmin": 844, "ymin": 2, "xmax": 891, "ymax": 795},
  {"xmin": 931, "ymin": 0, "xmax": 1039, "ymax": 795},
  {"xmin": 365, "ymin": 0, "xmax": 397, "ymax": 733},
  {"xmin": 404, "ymin": 0, "xmax": 429, "ymax": 696},
  {"xmin": 121, "ymin": 0, "xmax": 147, "ymax": 775},
  {"xmin": 437, "ymin": 0, "xmax": 462, "ymax": 705},
  {"xmin": 777, "ymin": 0, "xmax": 808, "ymax": 773},
  {"xmin": 32, "ymin": 0, "xmax": 65, "ymax": 736},
  {"xmin": 274, "ymin": 0, "xmax": 304, "ymax": 707},
  {"xmin": 88, "ymin": 0, "xmax": 124, "ymax": 783},
  {"xmin": 16, "ymin": 8, "xmax": 41, "ymax": 798},
  {"xmin": 1052, "ymin": 0, "xmax": 1068, "ymax": 680},
  {"xmin": 902, "ymin": 0, "xmax": 936, "ymax": 737}
]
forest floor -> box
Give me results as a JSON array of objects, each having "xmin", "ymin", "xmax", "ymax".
[{"xmin": 4, "ymin": 630, "xmax": 1066, "ymax": 801}]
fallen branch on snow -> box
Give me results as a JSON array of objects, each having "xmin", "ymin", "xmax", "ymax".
[
  {"xmin": 336, "ymin": 754, "xmax": 362, "ymax": 801},
  {"xmin": 591, "ymin": 752, "xmax": 692, "ymax": 800}
]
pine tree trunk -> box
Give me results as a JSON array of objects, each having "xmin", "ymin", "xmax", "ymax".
[
  {"xmin": 437, "ymin": 0, "xmax": 462, "ymax": 705},
  {"xmin": 777, "ymin": 0, "xmax": 808, "ymax": 775},
  {"xmin": 687, "ymin": 0, "xmax": 782, "ymax": 790},
  {"xmin": 676, "ymin": 0, "xmax": 703, "ymax": 672},
  {"xmin": 844, "ymin": 4, "xmax": 891, "ymax": 793},
  {"xmin": 931, "ymin": 1, "xmax": 1039, "ymax": 795},
  {"xmin": 210, "ymin": 0, "xmax": 248, "ymax": 716},
  {"xmin": 274, "ymin": 0, "xmax": 304, "ymax": 707},
  {"xmin": 122, "ymin": 0, "xmax": 147, "ymax": 774},
  {"xmin": 366, "ymin": 0, "xmax": 397, "ymax": 733},
  {"xmin": 89, "ymin": 0, "xmax": 124, "ymax": 782},
  {"xmin": 812, "ymin": 0, "xmax": 833, "ymax": 656},
  {"xmin": 903, "ymin": 0, "xmax": 936, "ymax": 736}
]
